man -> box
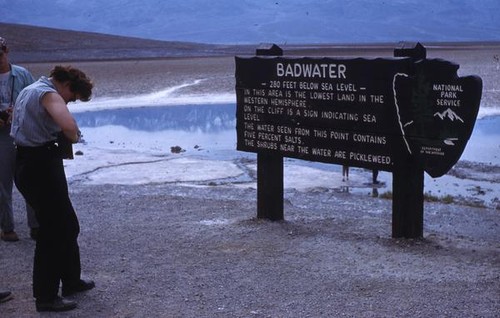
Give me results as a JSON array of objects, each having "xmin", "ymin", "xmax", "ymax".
[{"xmin": 0, "ymin": 36, "xmax": 39, "ymax": 241}]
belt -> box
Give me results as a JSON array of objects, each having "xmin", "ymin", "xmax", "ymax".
[{"xmin": 16, "ymin": 141, "xmax": 60, "ymax": 156}]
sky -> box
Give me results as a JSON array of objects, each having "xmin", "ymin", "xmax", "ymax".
[{"xmin": 2, "ymin": 0, "xmax": 500, "ymax": 44}]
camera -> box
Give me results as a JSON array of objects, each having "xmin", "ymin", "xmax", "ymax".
[{"xmin": 56, "ymin": 132, "xmax": 74, "ymax": 159}]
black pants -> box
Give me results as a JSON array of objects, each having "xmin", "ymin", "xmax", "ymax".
[{"xmin": 15, "ymin": 144, "xmax": 81, "ymax": 302}]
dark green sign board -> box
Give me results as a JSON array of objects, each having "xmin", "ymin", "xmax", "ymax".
[{"xmin": 235, "ymin": 56, "xmax": 482, "ymax": 178}]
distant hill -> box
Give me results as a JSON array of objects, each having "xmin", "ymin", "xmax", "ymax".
[
  {"xmin": 0, "ymin": 23, "xmax": 255, "ymax": 63},
  {"xmin": 0, "ymin": 22, "xmax": 396, "ymax": 63},
  {"xmin": 2, "ymin": 23, "xmax": 498, "ymax": 64}
]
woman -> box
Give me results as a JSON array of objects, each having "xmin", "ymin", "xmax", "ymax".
[{"xmin": 10, "ymin": 65, "xmax": 95, "ymax": 312}]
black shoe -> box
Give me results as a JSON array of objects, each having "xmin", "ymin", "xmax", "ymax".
[
  {"xmin": 0, "ymin": 290, "xmax": 13, "ymax": 303},
  {"xmin": 62, "ymin": 279, "xmax": 95, "ymax": 297},
  {"xmin": 36, "ymin": 296, "xmax": 77, "ymax": 312}
]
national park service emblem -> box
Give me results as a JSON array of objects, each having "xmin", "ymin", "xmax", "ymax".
[{"xmin": 394, "ymin": 59, "xmax": 482, "ymax": 177}]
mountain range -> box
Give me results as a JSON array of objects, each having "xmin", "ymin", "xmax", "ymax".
[
  {"xmin": 434, "ymin": 108, "xmax": 465, "ymax": 122},
  {"xmin": 2, "ymin": 0, "xmax": 499, "ymax": 45}
]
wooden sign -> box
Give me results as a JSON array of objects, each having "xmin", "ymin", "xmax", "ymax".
[{"xmin": 235, "ymin": 56, "xmax": 482, "ymax": 177}]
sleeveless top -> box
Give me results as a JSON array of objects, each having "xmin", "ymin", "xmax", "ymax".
[{"xmin": 10, "ymin": 76, "xmax": 61, "ymax": 147}]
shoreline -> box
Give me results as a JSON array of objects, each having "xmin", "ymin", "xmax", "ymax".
[{"xmin": 59, "ymin": 101, "xmax": 499, "ymax": 210}]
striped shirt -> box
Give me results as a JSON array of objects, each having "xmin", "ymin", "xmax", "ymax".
[{"xmin": 10, "ymin": 76, "xmax": 61, "ymax": 146}]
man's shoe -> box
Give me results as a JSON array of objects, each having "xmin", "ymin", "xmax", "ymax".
[
  {"xmin": 1, "ymin": 231, "xmax": 19, "ymax": 242},
  {"xmin": 0, "ymin": 290, "xmax": 13, "ymax": 303},
  {"xmin": 62, "ymin": 279, "xmax": 95, "ymax": 297},
  {"xmin": 36, "ymin": 296, "xmax": 77, "ymax": 312}
]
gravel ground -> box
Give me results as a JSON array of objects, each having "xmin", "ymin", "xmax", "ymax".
[{"xmin": 1, "ymin": 182, "xmax": 499, "ymax": 317}]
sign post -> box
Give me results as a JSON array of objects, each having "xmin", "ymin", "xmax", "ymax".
[
  {"xmin": 392, "ymin": 153, "xmax": 425, "ymax": 238},
  {"xmin": 235, "ymin": 43, "xmax": 482, "ymax": 238},
  {"xmin": 391, "ymin": 43, "xmax": 426, "ymax": 238},
  {"xmin": 256, "ymin": 44, "xmax": 284, "ymax": 221}
]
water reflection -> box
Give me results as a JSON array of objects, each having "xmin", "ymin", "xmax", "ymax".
[
  {"xmin": 74, "ymin": 104, "xmax": 236, "ymax": 132},
  {"xmin": 475, "ymin": 115, "xmax": 500, "ymax": 135}
]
